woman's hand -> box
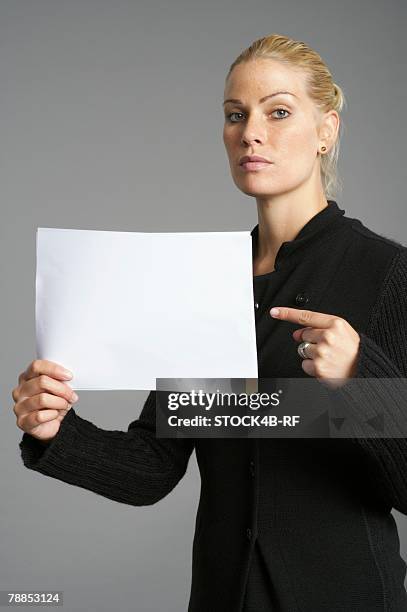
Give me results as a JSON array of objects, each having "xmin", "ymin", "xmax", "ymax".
[
  {"xmin": 269, "ymin": 307, "xmax": 361, "ymax": 389},
  {"xmin": 12, "ymin": 359, "xmax": 79, "ymax": 443}
]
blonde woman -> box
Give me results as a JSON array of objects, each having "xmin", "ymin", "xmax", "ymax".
[{"xmin": 13, "ymin": 34, "xmax": 407, "ymax": 611}]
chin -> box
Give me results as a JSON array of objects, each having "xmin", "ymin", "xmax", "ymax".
[
  {"xmin": 233, "ymin": 177, "xmax": 281, "ymax": 197},
  {"xmin": 234, "ymin": 172, "xmax": 304, "ymax": 198}
]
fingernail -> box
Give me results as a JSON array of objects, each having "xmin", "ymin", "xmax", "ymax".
[
  {"xmin": 270, "ymin": 308, "xmax": 280, "ymax": 317},
  {"xmin": 71, "ymin": 392, "xmax": 79, "ymax": 402},
  {"xmin": 61, "ymin": 369, "xmax": 73, "ymax": 379}
]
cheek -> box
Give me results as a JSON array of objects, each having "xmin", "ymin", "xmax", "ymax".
[
  {"xmin": 222, "ymin": 126, "xmax": 228, "ymax": 145},
  {"xmin": 223, "ymin": 130, "xmax": 236, "ymax": 162},
  {"xmin": 268, "ymin": 127, "xmax": 317, "ymax": 185},
  {"xmin": 223, "ymin": 126, "xmax": 239, "ymax": 145},
  {"xmin": 273, "ymin": 122, "xmax": 317, "ymax": 161}
]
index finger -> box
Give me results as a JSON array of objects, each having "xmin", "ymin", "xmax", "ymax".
[
  {"xmin": 269, "ymin": 306, "xmax": 337, "ymax": 329},
  {"xmin": 19, "ymin": 359, "xmax": 73, "ymax": 384}
]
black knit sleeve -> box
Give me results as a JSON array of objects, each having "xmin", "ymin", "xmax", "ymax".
[
  {"xmin": 331, "ymin": 248, "xmax": 407, "ymax": 515},
  {"xmin": 19, "ymin": 391, "xmax": 195, "ymax": 506}
]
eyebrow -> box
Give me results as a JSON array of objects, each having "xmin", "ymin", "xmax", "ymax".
[{"xmin": 222, "ymin": 91, "xmax": 298, "ymax": 107}]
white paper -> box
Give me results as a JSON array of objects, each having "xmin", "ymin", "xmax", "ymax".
[{"xmin": 35, "ymin": 227, "xmax": 258, "ymax": 390}]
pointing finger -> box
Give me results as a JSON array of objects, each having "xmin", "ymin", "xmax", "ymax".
[{"xmin": 270, "ymin": 307, "xmax": 337, "ymax": 329}]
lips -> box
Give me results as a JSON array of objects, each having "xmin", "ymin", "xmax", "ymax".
[
  {"xmin": 239, "ymin": 155, "xmax": 272, "ymax": 165},
  {"xmin": 239, "ymin": 155, "xmax": 273, "ymax": 172}
]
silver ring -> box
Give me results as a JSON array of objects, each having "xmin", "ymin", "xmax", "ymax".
[{"xmin": 297, "ymin": 341, "xmax": 313, "ymax": 359}]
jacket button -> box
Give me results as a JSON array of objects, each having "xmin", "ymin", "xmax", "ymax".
[
  {"xmin": 295, "ymin": 292, "xmax": 309, "ymax": 306},
  {"xmin": 249, "ymin": 460, "xmax": 255, "ymax": 476},
  {"xmin": 246, "ymin": 528, "xmax": 252, "ymax": 540}
]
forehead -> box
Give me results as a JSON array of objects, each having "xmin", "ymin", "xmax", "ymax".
[{"xmin": 224, "ymin": 59, "xmax": 308, "ymax": 99}]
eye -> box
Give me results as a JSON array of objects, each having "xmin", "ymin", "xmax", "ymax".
[
  {"xmin": 271, "ymin": 108, "xmax": 290, "ymax": 120},
  {"xmin": 225, "ymin": 108, "xmax": 291, "ymax": 123},
  {"xmin": 225, "ymin": 111, "xmax": 244, "ymax": 123}
]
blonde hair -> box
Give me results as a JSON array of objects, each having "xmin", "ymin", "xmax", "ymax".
[{"xmin": 225, "ymin": 34, "xmax": 347, "ymax": 199}]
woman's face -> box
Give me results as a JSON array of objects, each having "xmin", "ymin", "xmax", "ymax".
[{"xmin": 222, "ymin": 59, "xmax": 329, "ymax": 198}]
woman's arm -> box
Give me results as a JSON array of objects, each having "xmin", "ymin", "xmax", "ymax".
[
  {"xmin": 332, "ymin": 248, "xmax": 407, "ymax": 515},
  {"xmin": 19, "ymin": 391, "xmax": 195, "ymax": 506}
]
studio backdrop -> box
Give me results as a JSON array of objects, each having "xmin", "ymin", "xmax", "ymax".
[{"xmin": 1, "ymin": 1, "xmax": 406, "ymax": 611}]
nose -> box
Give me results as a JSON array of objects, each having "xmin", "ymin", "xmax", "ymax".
[
  {"xmin": 242, "ymin": 135, "xmax": 262, "ymax": 146},
  {"xmin": 241, "ymin": 115, "xmax": 266, "ymax": 147}
]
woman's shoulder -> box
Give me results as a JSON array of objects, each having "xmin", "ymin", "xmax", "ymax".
[
  {"xmin": 342, "ymin": 212, "xmax": 407, "ymax": 265},
  {"xmin": 335, "ymin": 212, "xmax": 407, "ymax": 299},
  {"xmin": 343, "ymin": 211, "xmax": 405, "ymax": 250}
]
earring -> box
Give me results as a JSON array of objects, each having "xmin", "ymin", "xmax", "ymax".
[{"xmin": 320, "ymin": 145, "xmax": 327, "ymax": 153}]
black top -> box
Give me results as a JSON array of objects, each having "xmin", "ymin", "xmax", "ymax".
[
  {"xmin": 243, "ymin": 274, "xmax": 278, "ymax": 611},
  {"xmin": 19, "ymin": 200, "xmax": 407, "ymax": 611},
  {"xmin": 245, "ymin": 205, "xmax": 345, "ymax": 610},
  {"xmin": 253, "ymin": 270, "xmax": 274, "ymax": 304}
]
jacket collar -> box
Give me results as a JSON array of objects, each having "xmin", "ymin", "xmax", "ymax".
[{"xmin": 250, "ymin": 199, "xmax": 346, "ymax": 271}]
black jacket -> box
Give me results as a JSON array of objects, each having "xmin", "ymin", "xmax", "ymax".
[{"xmin": 19, "ymin": 201, "xmax": 407, "ymax": 611}]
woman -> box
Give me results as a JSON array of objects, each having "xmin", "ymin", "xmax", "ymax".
[{"xmin": 13, "ymin": 34, "xmax": 407, "ymax": 611}]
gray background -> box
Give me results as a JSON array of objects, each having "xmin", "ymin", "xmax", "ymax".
[{"xmin": 1, "ymin": 0, "xmax": 406, "ymax": 610}]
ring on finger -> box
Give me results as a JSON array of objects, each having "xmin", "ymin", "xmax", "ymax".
[{"xmin": 297, "ymin": 341, "xmax": 314, "ymax": 360}]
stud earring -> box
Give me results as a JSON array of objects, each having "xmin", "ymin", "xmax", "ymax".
[{"xmin": 320, "ymin": 145, "xmax": 327, "ymax": 153}]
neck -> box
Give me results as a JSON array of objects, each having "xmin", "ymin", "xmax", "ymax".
[{"xmin": 254, "ymin": 182, "xmax": 328, "ymax": 275}]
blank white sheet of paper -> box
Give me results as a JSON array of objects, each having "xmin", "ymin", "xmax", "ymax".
[{"xmin": 35, "ymin": 227, "xmax": 258, "ymax": 390}]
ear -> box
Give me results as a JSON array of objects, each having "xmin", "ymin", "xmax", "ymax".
[{"xmin": 318, "ymin": 109, "xmax": 340, "ymax": 152}]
